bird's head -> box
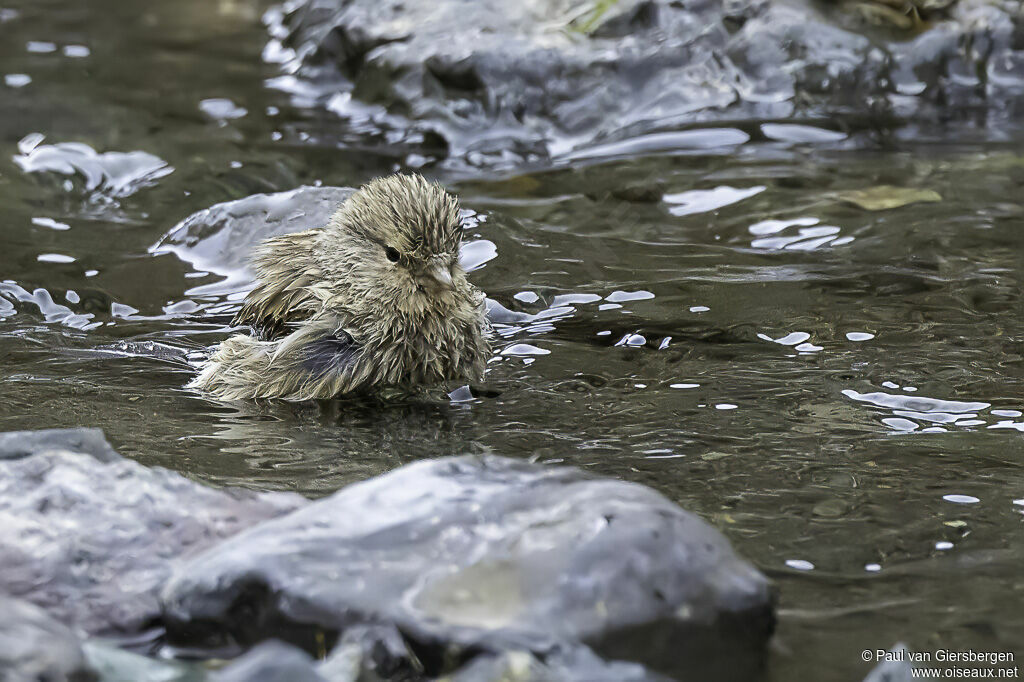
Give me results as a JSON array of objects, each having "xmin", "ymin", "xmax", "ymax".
[{"xmin": 316, "ymin": 174, "xmax": 471, "ymax": 319}]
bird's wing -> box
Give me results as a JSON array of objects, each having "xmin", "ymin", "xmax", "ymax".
[
  {"xmin": 232, "ymin": 228, "xmax": 324, "ymax": 340},
  {"xmin": 262, "ymin": 314, "xmax": 362, "ymax": 399}
]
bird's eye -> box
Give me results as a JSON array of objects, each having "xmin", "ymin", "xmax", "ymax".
[{"xmin": 385, "ymin": 246, "xmax": 401, "ymax": 263}]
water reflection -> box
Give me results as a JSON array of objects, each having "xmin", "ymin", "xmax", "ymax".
[
  {"xmin": 663, "ymin": 185, "xmax": 765, "ymax": 217},
  {"xmin": 0, "ymin": 281, "xmax": 98, "ymax": 330},
  {"xmin": 841, "ymin": 388, "xmax": 1024, "ymax": 433},
  {"xmin": 199, "ymin": 97, "xmax": 247, "ymax": 121},
  {"xmin": 749, "ymin": 217, "xmax": 852, "ymax": 250},
  {"xmin": 31, "ymin": 217, "xmax": 70, "ymax": 231}
]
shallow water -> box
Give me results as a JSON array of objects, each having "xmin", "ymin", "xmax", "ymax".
[{"xmin": 1, "ymin": 0, "xmax": 1023, "ymax": 678}]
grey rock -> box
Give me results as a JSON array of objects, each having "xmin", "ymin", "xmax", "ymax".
[
  {"xmin": 161, "ymin": 455, "xmax": 774, "ymax": 681},
  {"xmin": 447, "ymin": 646, "xmax": 671, "ymax": 682},
  {"xmin": 0, "ymin": 436, "xmax": 305, "ymax": 636},
  {"xmin": 317, "ymin": 624, "xmax": 422, "ymax": 682},
  {"xmin": 0, "ymin": 593, "xmax": 95, "ymax": 682},
  {"xmin": 85, "ymin": 640, "xmax": 317, "ymax": 682},
  {"xmin": 150, "ymin": 186, "xmax": 495, "ymax": 301},
  {"xmin": 149, "ymin": 185, "xmax": 355, "ymax": 297},
  {"xmin": 82, "ymin": 641, "xmax": 203, "ymax": 682},
  {"xmin": 0, "ymin": 427, "xmax": 120, "ymax": 462},
  {"xmin": 264, "ymin": 0, "xmax": 1024, "ymax": 168},
  {"xmin": 214, "ymin": 641, "xmax": 326, "ymax": 682}
]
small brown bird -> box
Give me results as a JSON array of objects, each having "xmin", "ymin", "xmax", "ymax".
[{"xmin": 189, "ymin": 174, "xmax": 492, "ymax": 401}]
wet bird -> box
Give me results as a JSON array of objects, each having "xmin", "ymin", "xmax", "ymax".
[{"xmin": 189, "ymin": 174, "xmax": 492, "ymax": 401}]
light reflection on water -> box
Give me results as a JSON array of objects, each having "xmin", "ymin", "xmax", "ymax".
[{"xmin": 841, "ymin": 388, "xmax": 1024, "ymax": 433}]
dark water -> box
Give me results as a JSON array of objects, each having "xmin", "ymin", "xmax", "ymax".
[{"xmin": 1, "ymin": 0, "xmax": 1023, "ymax": 679}]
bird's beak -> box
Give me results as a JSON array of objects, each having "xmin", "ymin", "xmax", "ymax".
[{"xmin": 424, "ymin": 262, "xmax": 453, "ymax": 289}]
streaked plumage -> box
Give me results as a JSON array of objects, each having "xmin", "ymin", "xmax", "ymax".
[{"xmin": 189, "ymin": 174, "xmax": 492, "ymax": 401}]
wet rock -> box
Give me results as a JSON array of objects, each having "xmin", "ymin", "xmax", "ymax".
[
  {"xmin": 82, "ymin": 642, "xmax": 201, "ymax": 682},
  {"xmin": 265, "ymin": 0, "xmax": 1024, "ymax": 168},
  {"xmin": 586, "ymin": 182, "xmax": 667, "ymax": 204},
  {"xmin": 161, "ymin": 456, "xmax": 774, "ymax": 681},
  {"xmin": 484, "ymin": 298, "xmax": 534, "ymax": 325},
  {"xmin": 316, "ymin": 623, "xmax": 423, "ymax": 681},
  {"xmin": 0, "ymin": 593, "xmax": 96, "ymax": 682},
  {"xmin": 150, "ymin": 185, "xmax": 355, "ymax": 296},
  {"xmin": 216, "ymin": 632, "xmax": 418, "ymax": 682},
  {"xmin": 214, "ymin": 641, "xmax": 325, "ymax": 682},
  {"xmin": 0, "ymin": 427, "xmax": 119, "ymax": 462},
  {"xmin": 150, "ymin": 186, "xmax": 496, "ymax": 300},
  {"xmin": 446, "ymin": 646, "xmax": 671, "ymax": 682},
  {"xmin": 0, "ymin": 431, "xmax": 305, "ymax": 636}
]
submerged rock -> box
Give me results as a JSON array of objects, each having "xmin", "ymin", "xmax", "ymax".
[
  {"xmin": 150, "ymin": 186, "xmax": 496, "ymax": 300},
  {"xmin": 264, "ymin": 0, "xmax": 1024, "ymax": 168},
  {"xmin": 150, "ymin": 185, "xmax": 355, "ymax": 296},
  {"xmin": 82, "ymin": 641, "xmax": 202, "ymax": 682},
  {"xmin": 213, "ymin": 641, "xmax": 326, "ymax": 682},
  {"xmin": 315, "ymin": 623, "xmax": 424, "ymax": 681},
  {"xmin": 0, "ymin": 427, "xmax": 119, "ymax": 462},
  {"xmin": 0, "ymin": 430, "xmax": 304, "ymax": 636},
  {"xmin": 214, "ymin": 634, "xmax": 416, "ymax": 682},
  {"xmin": 0, "ymin": 593, "xmax": 96, "ymax": 682},
  {"xmin": 161, "ymin": 455, "xmax": 774, "ymax": 681},
  {"xmin": 0, "ymin": 601, "xmax": 323, "ymax": 682}
]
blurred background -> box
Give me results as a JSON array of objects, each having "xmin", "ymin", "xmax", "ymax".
[{"xmin": 1, "ymin": 0, "xmax": 1023, "ymax": 678}]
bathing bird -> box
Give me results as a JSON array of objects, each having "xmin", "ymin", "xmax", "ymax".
[{"xmin": 189, "ymin": 174, "xmax": 492, "ymax": 401}]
